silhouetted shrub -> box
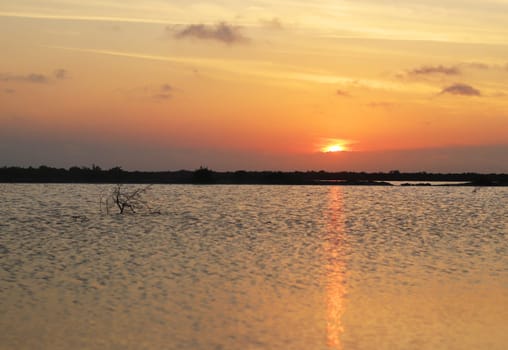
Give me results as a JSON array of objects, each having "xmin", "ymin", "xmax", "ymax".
[{"xmin": 192, "ymin": 166, "xmax": 215, "ymax": 184}]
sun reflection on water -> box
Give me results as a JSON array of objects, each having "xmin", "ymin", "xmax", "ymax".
[{"xmin": 325, "ymin": 187, "xmax": 348, "ymax": 349}]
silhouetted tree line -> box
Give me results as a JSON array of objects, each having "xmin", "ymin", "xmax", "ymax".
[{"xmin": 0, "ymin": 165, "xmax": 507, "ymax": 186}]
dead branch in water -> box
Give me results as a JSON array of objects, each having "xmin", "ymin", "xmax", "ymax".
[{"xmin": 100, "ymin": 184, "xmax": 157, "ymax": 214}]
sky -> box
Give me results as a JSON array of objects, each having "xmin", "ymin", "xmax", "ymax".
[{"xmin": 1, "ymin": 0, "xmax": 507, "ymax": 172}]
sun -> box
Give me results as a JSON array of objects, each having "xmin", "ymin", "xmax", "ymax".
[
  {"xmin": 322, "ymin": 144, "xmax": 346, "ymax": 153},
  {"xmin": 317, "ymin": 138, "xmax": 352, "ymax": 153}
]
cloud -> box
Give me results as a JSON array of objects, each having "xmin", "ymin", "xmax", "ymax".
[
  {"xmin": 409, "ymin": 65, "xmax": 460, "ymax": 76},
  {"xmin": 26, "ymin": 74, "xmax": 49, "ymax": 83},
  {"xmin": 160, "ymin": 84, "xmax": 172, "ymax": 92},
  {"xmin": 366, "ymin": 102, "xmax": 395, "ymax": 109},
  {"xmin": 3, "ymin": 88, "xmax": 15, "ymax": 94},
  {"xmin": 0, "ymin": 73, "xmax": 50, "ymax": 84},
  {"xmin": 124, "ymin": 83, "xmax": 173, "ymax": 101},
  {"xmin": 0, "ymin": 69, "xmax": 69, "ymax": 84},
  {"xmin": 260, "ymin": 18, "xmax": 283, "ymax": 30},
  {"xmin": 154, "ymin": 94, "xmax": 170, "ymax": 100},
  {"xmin": 336, "ymin": 89, "xmax": 350, "ymax": 97},
  {"xmin": 401, "ymin": 62, "xmax": 507, "ymax": 79},
  {"xmin": 440, "ymin": 83, "xmax": 481, "ymax": 96},
  {"xmin": 173, "ymin": 22, "xmax": 249, "ymax": 44},
  {"xmin": 0, "ymin": 11, "xmax": 168, "ymax": 25},
  {"xmin": 458, "ymin": 62, "xmax": 508, "ymax": 71},
  {"xmin": 53, "ymin": 69, "xmax": 68, "ymax": 80},
  {"xmin": 462, "ymin": 62, "xmax": 490, "ymax": 70},
  {"xmin": 153, "ymin": 84, "xmax": 173, "ymax": 100}
]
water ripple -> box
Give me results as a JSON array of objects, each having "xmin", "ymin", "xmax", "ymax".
[{"xmin": 0, "ymin": 184, "xmax": 507, "ymax": 349}]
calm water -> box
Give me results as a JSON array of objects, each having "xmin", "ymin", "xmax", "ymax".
[{"xmin": 1, "ymin": 184, "xmax": 507, "ymax": 350}]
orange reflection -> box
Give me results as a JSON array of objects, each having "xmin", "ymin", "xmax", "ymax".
[{"xmin": 325, "ymin": 187, "xmax": 347, "ymax": 349}]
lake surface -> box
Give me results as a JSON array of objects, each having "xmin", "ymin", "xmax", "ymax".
[{"xmin": 1, "ymin": 184, "xmax": 507, "ymax": 350}]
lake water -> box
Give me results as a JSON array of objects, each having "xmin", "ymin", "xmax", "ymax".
[{"xmin": 1, "ymin": 184, "xmax": 507, "ymax": 350}]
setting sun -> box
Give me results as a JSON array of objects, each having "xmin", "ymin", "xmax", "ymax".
[
  {"xmin": 322, "ymin": 144, "xmax": 346, "ymax": 153},
  {"xmin": 319, "ymin": 139, "xmax": 352, "ymax": 153}
]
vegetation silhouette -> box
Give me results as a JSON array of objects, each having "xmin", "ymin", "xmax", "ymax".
[
  {"xmin": 1, "ymin": 165, "xmax": 507, "ymax": 186},
  {"xmin": 192, "ymin": 166, "xmax": 215, "ymax": 184}
]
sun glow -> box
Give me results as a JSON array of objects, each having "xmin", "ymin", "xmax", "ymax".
[
  {"xmin": 322, "ymin": 144, "xmax": 346, "ymax": 153},
  {"xmin": 318, "ymin": 138, "xmax": 353, "ymax": 153}
]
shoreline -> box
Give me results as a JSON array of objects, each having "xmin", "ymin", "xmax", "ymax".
[{"xmin": 1, "ymin": 166, "xmax": 507, "ymax": 186}]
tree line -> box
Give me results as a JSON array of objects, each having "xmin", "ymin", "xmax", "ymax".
[{"xmin": 0, "ymin": 165, "xmax": 507, "ymax": 186}]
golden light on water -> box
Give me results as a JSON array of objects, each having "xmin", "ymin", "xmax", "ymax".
[{"xmin": 325, "ymin": 187, "xmax": 347, "ymax": 349}]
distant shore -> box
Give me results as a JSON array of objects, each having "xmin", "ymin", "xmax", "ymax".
[{"xmin": 1, "ymin": 166, "xmax": 507, "ymax": 186}]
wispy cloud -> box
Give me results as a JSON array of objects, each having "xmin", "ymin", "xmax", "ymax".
[
  {"xmin": 54, "ymin": 69, "xmax": 68, "ymax": 80},
  {"xmin": 47, "ymin": 46, "xmax": 410, "ymax": 92},
  {"xmin": 173, "ymin": 22, "xmax": 249, "ymax": 44},
  {"xmin": 259, "ymin": 18, "xmax": 284, "ymax": 30},
  {"xmin": 153, "ymin": 84, "xmax": 173, "ymax": 100},
  {"xmin": 160, "ymin": 84, "xmax": 172, "ymax": 92},
  {"xmin": 401, "ymin": 62, "xmax": 508, "ymax": 80},
  {"xmin": 461, "ymin": 62, "xmax": 490, "ymax": 70},
  {"xmin": 457, "ymin": 61, "xmax": 508, "ymax": 71},
  {"xmin": 0, "ymin": 73, "xmax": 50, "ymax": 84},
  {"xmin": 0, "ymin": 11, "xmax": 168, "ymax": 24},
  {"xmin": 408, "ymin": 65, "xmax": 460, "ymax": 76},
  {"xmin": 0, "ymin": 69, "xmax": 69, "ymax": 85},
  {"xmin": 440, "ymin": 83, "xmax": 481, "ymax": 96},
  {"xmin": 366, "ymin": 102, "xmax": 395, "ymax": 109},
  {"xmin": 121, "ymin": 83, "xmax": 175, "ymax": 102},
  {"xmin": 336, "ymin": 89, "xmax": 350, "ymax": 97}
]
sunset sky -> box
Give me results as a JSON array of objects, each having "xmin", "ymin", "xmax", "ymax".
[{"xmin": 1, "ymin": 0, "xmax": 507, "ymax": 171}]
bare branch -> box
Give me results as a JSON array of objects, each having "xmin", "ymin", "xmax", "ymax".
[{"xmin": 100, "ymin": 184, "xmax": 155, "ymax": 215}]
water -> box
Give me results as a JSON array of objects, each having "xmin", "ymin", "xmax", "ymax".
[{"xmin": 0, "ymin": 184, "xmax": 507, "ymax": 350}]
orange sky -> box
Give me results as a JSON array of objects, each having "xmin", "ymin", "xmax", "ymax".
[{"xmin": 1, "ymin": 1, "xmax": 507, "ymax": 171}]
